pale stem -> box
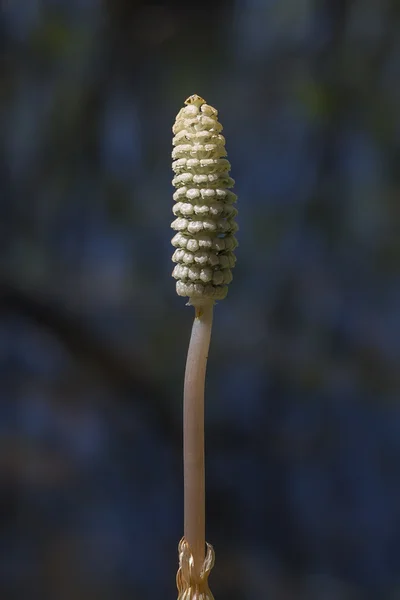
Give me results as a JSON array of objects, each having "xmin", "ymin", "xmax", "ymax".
[{"xmin": 183, "ymin": 298, "xmax": 214, "ymax": 579}]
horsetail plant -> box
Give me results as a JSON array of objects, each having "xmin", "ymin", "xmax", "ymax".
[{"xmin": 171, "ymin": 94, "xmax": 238, "ymax": 600}]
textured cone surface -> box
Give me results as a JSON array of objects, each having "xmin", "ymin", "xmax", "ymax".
[
  {"xmin": 172, "ymin": 95, "xmax": 238, "ymax": 301},
  {"xmin": 176, "ymin": 537, "xmax": 215, "ymax": 600}
]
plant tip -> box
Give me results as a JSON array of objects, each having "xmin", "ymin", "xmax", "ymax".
[{"xmin": 171, "ymin": 96, "xmax": 238, "ymax": 303}]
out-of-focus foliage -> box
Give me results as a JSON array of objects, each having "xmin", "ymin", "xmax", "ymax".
[{"xmin": 1, "ymin": 1, "xmax": 399, "ymax": 598}]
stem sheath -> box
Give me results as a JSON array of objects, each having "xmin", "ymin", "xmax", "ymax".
[{"xmin": 183, "ymin": 299, "xmax": 214, "ymax": 578}]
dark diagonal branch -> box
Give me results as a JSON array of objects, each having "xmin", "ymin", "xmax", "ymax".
[{"xmin": 0, "ymin": 278, "xmax": 180, "ymax": 446}]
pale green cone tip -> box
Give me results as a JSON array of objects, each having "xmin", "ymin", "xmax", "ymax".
[{"xmin": 171, "ymin": 95, "xmax": 238, "ymax": 303}]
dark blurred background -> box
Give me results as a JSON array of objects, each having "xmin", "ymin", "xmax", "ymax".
[{"xmin": 1, "ymin": 0, "xmax": 399, "ymax": 598}]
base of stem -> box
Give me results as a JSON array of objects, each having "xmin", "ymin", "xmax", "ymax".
[{"xmin": 176, "ymin": 537, "xmax": 215, "ymax": 600}]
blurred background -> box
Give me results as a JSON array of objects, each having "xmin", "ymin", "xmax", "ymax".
[{"xmin": 1, "ymin": 0, "xmax": 399, "ymax": 598}]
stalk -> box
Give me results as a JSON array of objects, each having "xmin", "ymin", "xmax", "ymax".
[{"xmin": 183, "ymin": 300, "xmax": 214, "ymax": 577}]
